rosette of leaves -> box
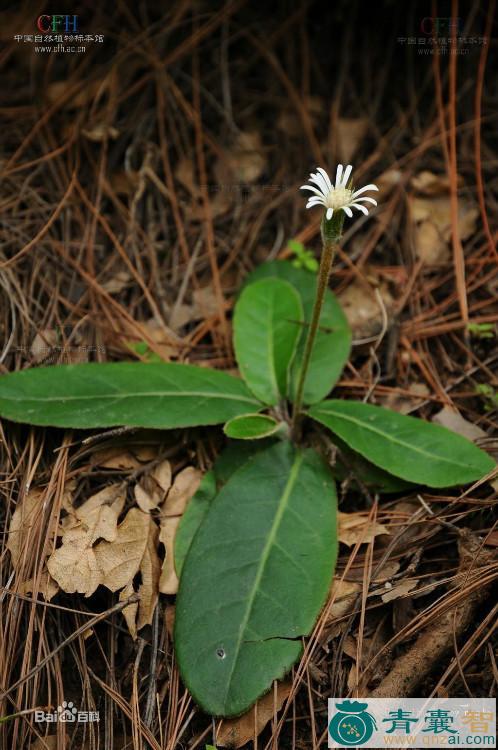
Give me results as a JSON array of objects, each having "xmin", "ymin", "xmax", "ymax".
[{"xmin": 0, "ymin": 261, "xmax": 493, "ymax": 717}]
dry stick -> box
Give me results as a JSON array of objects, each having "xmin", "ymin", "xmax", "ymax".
[{"xmin": 0, "ymin": 594, "xmax": 140, "ymax": 700}]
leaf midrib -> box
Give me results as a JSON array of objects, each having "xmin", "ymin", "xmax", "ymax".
[
  {"xmin": 1, "ymin": 390, "xmax": 259, "ymax": 405},
  {"xmin": 311, "ymin": 405, "xmax": 477, "ymax": 469},
  {"xmin": 222, "ymin": 450, "xmax": 304, "ymax": 704}
]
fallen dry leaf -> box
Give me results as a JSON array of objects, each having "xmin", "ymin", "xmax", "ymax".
[
  {"xmin": 7, "ymin": 488, "xmax": 44, "ymax": 569},
  {"xmin": 120, "ymin": 581, "xmax": 138, "ymax": 639},
  {"xmin": 94, "ymin": 508, "xmax": 150, "ymax": 592},
  {"xmin": 411, "ymin": 170, "xmax": 462, "ymax": 196},
  {"xmin": 137, "ymin": 518, "xmax": 161, "ymax": 631},
  {"xmin": 338, "ymin": 512, "xmax": 390, "ymax": 547},
  {"xmin": 432, "ymin": 406, "xmax": 487, "ymax": 442},
  {"xmin": 47, "ymin": 525, "xmax": 102, "ymax": 597},
  {"xmin": 382, "ymin": 382, "xmax": 430, "ymax": 414},
  {"xmin": 381, "ymin": 578, "xmax": 419, "ymax": 603},
  {"xmin": 217, "ymin": 680, "xmax": 292, "ymax": 748},
  {"xmin": 162, "ymin": 467, "xmax": 202, "ymax": 516},
  {"xmin": 19, "ymin": 571, "xmax": 59, "ymax": 601},
  {"xmin": 82, "ymin": 122, "xmax": 119, "ymax": 142},
  {"xmin": 327, "ymin": 579, "xmax": 362, "ymax": 621},
  {"xmin": 159, "ymin": 516, "xmax": 180, "ymax": 594},
  {"xmin": 134, "ymin": 476, "xmax": 162, "ymax": 512},
  {"xmin": 152, "ymin": 459, "xmax": 172, "ymax": 494},
  {"xmin": 338, "ymin": 279, "xmax": 393, "ymax": 339},
  {"xmin": 337, "ymin": 117, "xmax": 368, "ymax": 164},
  {"xmin": 217, "ymin": 131, "xmax": 266, "ymax": 184},
  {"xmin": 410, "ymin": 195, "xmax": 478, "ymax": 264}
]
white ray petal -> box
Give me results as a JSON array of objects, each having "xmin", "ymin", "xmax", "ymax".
[
  {"xmin": 335, "ymin": 164, "xmax": 344, "ymax": 188},
  {"xmin": 306, "ymin": 197, "xmax": 326, "ymax": 208},
  {"xmin": 341, "ymin": 164, "xmax": 353, "ymax": 188},
  {"xmin": 326, "ymin": 207, "xmax": 334, "ymax": 220},
  {"xmin": 342, "ymin": 206, "xmax": 353, "ymax": 218},
  {"xmin": 309, "ymin": 172, "xmax": 329, "ymax": 196},
  {"xmin": 352, "ymin": 184, "xmax": 379, "ymax": 198},
  {"xmin": 300, "ymin": 185, "xmax": 326, "ymax": 198},
  {"xmin": 316, "ymin": 167, "xmax": 333, "ymax": 192},
  {"xmin": 353, "ymin": 196, "xmax": 377, "ymax": 206},
  {"xmin": 351, "ymin": 203, "xmax": 369, "ymax": 215}
]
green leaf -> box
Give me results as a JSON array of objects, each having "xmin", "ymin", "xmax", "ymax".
[
  {"xmin": 175, "ymin": 471, "xmax": 217, "ymax": 577},
  {"xmin": 175, "ymin": 440, "xmax": 278, "ymax": 577},
  {"xmin": 0, "ymin": 362, "xmax": 261, "ymax": 429},
  {"xmin": 309, "ymin": 400, "xmax": 495, "ymax": 488},
  {"xmin": 244, "ymin": 261, "xmax": 351, "ymax": 404},
  {"xmin": 331, "ymin": 436, "xmax": 414, "ymax": 493},
  {"xmin": 224, "ymin": 413, "xmax": 283, "ymax": 440},
  {"xmin": 175, "ymin": 441, "xmax": 337, "ymax": 716},
  {"xmin": 233, "ymin": 278, "xmax": 303, "ymax": 405}
]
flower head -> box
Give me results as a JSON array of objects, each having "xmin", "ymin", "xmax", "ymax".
[{"xmin": 300, "ymin": 165, "xmax": 378, "ymax": 220}]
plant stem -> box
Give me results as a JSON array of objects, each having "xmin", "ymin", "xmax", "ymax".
[{"xmin": 291, "ymin": 236, "xmax": 337, "ymax": 435}]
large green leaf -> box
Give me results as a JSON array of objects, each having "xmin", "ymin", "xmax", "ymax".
[
  {"xmin": 175, "ymin": 440, "xmax": 277, "ymax": 577},
  {"xmin": 175, "ymin": 441, "xmax": 337, "ymax": 716},
  {"xmin": 0, "ymin": 362, "xmax": 261, "ymax": 429},
  {"xmin": 244, "ymin": 261, "xmax": 351, "ymax": 404},
  {"xmin": 309, "ymin": 400, "xmax": 495, "ymax": 488},
  {"xmin": 233, "ymin": 277, "xmax": 303, "ymax": 404}
]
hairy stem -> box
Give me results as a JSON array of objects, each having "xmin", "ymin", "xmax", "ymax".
[{"xmin": 292, "ymin": 241, "xmax": 338, "ymax": 435}]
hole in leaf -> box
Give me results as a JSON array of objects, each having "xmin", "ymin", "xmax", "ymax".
[{"xmin": 216, "ymin": 647, "xmax": 226, "ymax": 660}]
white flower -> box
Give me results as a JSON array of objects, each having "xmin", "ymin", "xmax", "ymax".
[{"xmin": 300, "ymin": 165, "xmax": 379, "ymax": 220}]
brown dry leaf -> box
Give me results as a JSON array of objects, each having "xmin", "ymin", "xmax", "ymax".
[
  {"xmin": 382, "ymin": 382, "xmax": 430, "ymax": 414},
  {"xmin": 82, "ymin": 122, "xmax": 119, "ymax": 142},
  {"xmin": 152, "ymin": 460, "xmax": 172, "ymax": 494},
  {"xmin": 411, "ymin": 170, "xmax": 462, "ymax": 196},
  {"xmin": 134, "ymin": 476, "xmax": 161, "ymax": 513},
  {"xmin": 410, "ymin": 195, "xmax": 478, "ymax": 264},
  {"xmin": 162, "ymin": 467, "xmax": 202, "ymax": 516},
  {"xmin": 94, "ymin": 508, "xmax": 150, "ymax": 592},
  {"xmin": 432, "ymin": 406, "xmax": 487, "ymax": 442},
  {"xmin": 217, "ymin": 680, "xmax": 292, "ymax": 748},
  {"xmin": 19, "ymin": 571, "xmax": 59, "ymax": 601},
  {"xmin": 47, "ymin": 526, "xmax": 102, "ymax": 596},
  {"xmin": 7, "ymin": 488, "xmax": 44, "ymax": 569},
  {"xmin": 338, "ymin": 512, "xmax": 390, "ymax": 547},
  {"xmin": 137, "ymin": 518, "xmax": 161, "ymax": 630},
  {"xmin": 217, "ymin": 131, "xmax": 266, "ymax": 183},
  {"xmin": 119, "ymin": 581, "xmax": 138, "ymax": 640},
  {"xmin": 338, "ymin": 279, "xmax": 393, "ymax": 339},
  {"xmin": 74, "ymin": 483, "xmax": 126, "ymax": 543},
  {"xmin": 158, "ymin": 516, "xmax": 180, "ymax": 595},
  {"xmin": 30, "ymin": 329, "xmax": 58, "ymax": 363},
  {"xmin": 101, "ymin": 270, "xmax": 131, "ymax": 294},
  {"xmin": 328, "ymin": 579, "xmax": 362, "ymax": 620},
  {"xmin": 192, "ymin": 286, "xmax": 220, "ymax": 319},
  {"xmin": 93, "ymin": 448, "xmax": 142, "ymax": 470},
  {"xmin": 381, "ymin": 578, "xmax": 419, "ymax": 603},
  {"xmin": 337, "ymin": 117, "xmax": 368, "ymax": 164}
]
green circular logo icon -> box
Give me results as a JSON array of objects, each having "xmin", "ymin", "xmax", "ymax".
[{"xmin": 329, "ymin": 701, "xmax": 377, "ymax": 746}]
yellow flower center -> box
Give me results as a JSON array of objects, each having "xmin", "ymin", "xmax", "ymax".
[{"xmin": 325, "ymin": 187, "xmax": 352, "ymax": 209}]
